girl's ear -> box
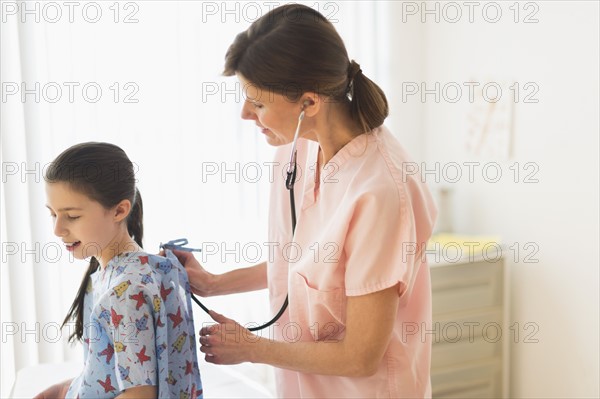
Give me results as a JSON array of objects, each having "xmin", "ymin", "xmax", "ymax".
[{"xmin": 113, "ymin": 199, "xmax": 132, "ymax": 223}]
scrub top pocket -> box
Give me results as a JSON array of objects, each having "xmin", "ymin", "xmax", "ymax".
[{"xmin": 289, "ymin": 271, "xmax": 346, "ymax": 342}]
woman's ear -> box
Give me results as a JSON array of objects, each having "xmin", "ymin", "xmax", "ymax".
[
  {"xmin": 301, "ymin": 92, "xmax": 320, "ymax": 117},
  {"xmin": 113, "ymin": 199, "xmax": 132, "ymax": 223}
]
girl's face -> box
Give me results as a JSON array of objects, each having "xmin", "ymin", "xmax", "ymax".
[
  {"xmin": 45, "ymin": 182, "xmax": 130, "ymax": 267},
  {"xmin": 238, "ymin": 74, "xmax": 306, "ymax": 147}
]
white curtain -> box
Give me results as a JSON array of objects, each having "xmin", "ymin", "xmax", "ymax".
[{"xmin": 1, "ymin": 2, "xmax": 401, "ymax": 396}]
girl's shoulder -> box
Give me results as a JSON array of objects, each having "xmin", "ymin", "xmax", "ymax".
[
  {"xmin": 110, "ymin": 251, "xmax": 181, "ymax": 273},
  {"xmin": 143, "ymin": 252, "xmax": 184, "ymax": 275},
  {"xmin": 106, "ymin": 251, "xmax": 179, "ymax": 286},
  {"xmin": 111, "ymin": 251, "xmax": 187, "ymax": 286},
  {"xmin": 99, "ymin": 251, "xmax": 187, "ymax": 301}
]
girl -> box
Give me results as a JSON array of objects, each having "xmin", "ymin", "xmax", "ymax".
[
  {"xmin": 178, "ymin": 3, "xmax": 437, "ymax": 398},
  {"xmin": 37, "ymin": 142, "xmax": 202, "ymax": 399}
]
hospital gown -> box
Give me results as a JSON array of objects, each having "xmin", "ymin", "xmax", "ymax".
[{"xmin": 65, "ymin": 251, "xmax": 203, "ymax": 399}]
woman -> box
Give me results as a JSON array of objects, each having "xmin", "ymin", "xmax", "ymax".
[{"xmin": 177, "ymin": 4, "xmax": 437, "ymax": 397}]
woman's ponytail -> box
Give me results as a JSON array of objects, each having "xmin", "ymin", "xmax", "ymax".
[{"xmin": 347, "ymin": 60, "xmax": 389, "ymax": 133}]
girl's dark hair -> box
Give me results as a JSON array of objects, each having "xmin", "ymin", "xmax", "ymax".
[
  {"xmin": 223, "ymin": 3, "xmax": 388, "ymax": 133},
  {"xmin": 45, "ymin": 142, "xmax": 143, "ymax": 342}
]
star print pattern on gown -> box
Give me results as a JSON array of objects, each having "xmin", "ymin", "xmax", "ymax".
[{"xmin": 65, "ymin": 251, "xmax": 203, "ymax": 398}]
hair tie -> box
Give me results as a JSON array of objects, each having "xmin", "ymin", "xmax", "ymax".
[
  {"xmin": 346, "ymin": 60, "xmax": 362, "ymax": 101},
  {"xmin": 348, "ymin": 60, "xmax": 362, "ymax": 81}
]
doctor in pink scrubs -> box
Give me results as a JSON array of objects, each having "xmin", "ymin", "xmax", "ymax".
[{"xmin": 177, "ymin": 3, "xmax": 438, "ymax": 398}]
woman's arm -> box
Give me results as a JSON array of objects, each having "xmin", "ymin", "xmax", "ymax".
[
  {"xmin": 33, "ymin": 379, "xmax": 72, "ymax": 399},
  {"xmin": 200, "ymin": 284, "xmax": 400, "ymax": 377},
  {"xmin": 209, "ymin": 261, "xmax": 267, "ymax": 296},
  {"xmin": 172, "ymin": 249, "xmax": 267, "ymax": 297}
]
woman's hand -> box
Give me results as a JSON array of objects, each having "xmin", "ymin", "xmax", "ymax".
[
  {"xmin": 199, "ymin": 311, "xmax": 260, "ymax": 365},
  {"xmin": 199, "ymin": 285, "xmax": 400, "ymax": 377},
  {"xmin": 170, "ymin": 249, "xmax": 217, "ymax": 297},
  {"xmin": 33, "ymin": 379, "xmax": 71, "ymax": 399}
]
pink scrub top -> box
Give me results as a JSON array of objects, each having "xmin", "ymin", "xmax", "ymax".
[{"xmin": 267, "ymin": 126, "xmax": 438, "ymax": 398}]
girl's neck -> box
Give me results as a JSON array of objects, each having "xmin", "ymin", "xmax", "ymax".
[{"xmin": 98, "ymin": 231, "xmax": 141, "ymax": 269}]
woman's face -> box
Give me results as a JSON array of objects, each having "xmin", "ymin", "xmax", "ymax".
[{"xmin": 238, "ymin": 74, "xmax": 305, "ymax": 147}]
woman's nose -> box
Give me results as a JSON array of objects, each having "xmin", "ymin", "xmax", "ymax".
[{"xmin": 240, "ymin": 101, "xmax": 256, "ymax": 121}]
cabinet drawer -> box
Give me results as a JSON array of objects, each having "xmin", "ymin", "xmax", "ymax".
[
  {"xmin": 431, "ymin": 359, "xmax": 502, "ymax": 398},
  {"xmin": 432, "ymin": 337, "xmax": 502, "ymax": 369},
  {"xmin": 431, "ymin": 260, "xmax": 503, "ymax": 315},
  {"xmin": 432, "ymin": 308, "xmax": 503, "ymax": 345}
]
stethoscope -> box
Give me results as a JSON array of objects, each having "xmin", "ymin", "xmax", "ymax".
[{"xmin": 162, "ymin": 101, "xmax": 308, "ymax": 332}]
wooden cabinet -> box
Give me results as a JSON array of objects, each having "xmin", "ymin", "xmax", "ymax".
[{"xmin": 429, "ymin": 256, "xmax": 508, "ymax": 398}]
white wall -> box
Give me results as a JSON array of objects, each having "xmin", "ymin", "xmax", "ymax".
[{"xmin": 400, "ymin": 1, "xmax": 599, "ymax": 397}]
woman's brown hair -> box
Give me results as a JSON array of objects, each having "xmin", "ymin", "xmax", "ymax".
[{"xmin": 223, "ymin": 3, "xmax": 389, "ymax": 133}]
